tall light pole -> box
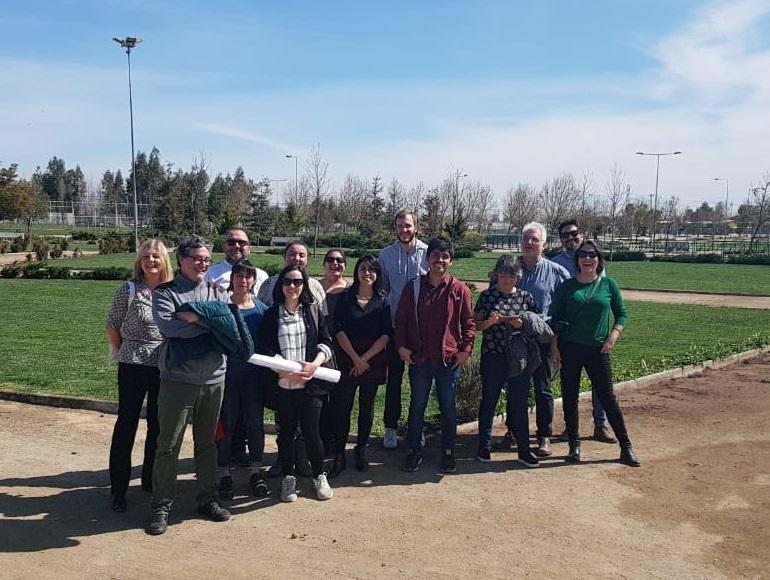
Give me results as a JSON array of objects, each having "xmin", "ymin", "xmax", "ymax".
[
  {"xmin": 714, "ymin": 177, "xmax": 729, "ymax": 236},
  {"xmin": 636, "ymin": 151, "xmax": 681, "ymax": 254},
  {"xmin": 113, "ymin": 36, "xmax": 142, "ymax": 252},
  {"xmin": 285, "ymin": 154, "xmax": 298, "ymax": 198}
]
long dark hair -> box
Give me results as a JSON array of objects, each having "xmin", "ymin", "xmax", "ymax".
[
  {"xmin": 272, "ymin": 264, "xmax": 314, "ymax": 306},
  {"xmin": 574, "ymin": 240, "xmax": 605, "ymax": 275},
  {"xmin": 350, "ymin": 255, "xmax": 386, "ymax": 298}
]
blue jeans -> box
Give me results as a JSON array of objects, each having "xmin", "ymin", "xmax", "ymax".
[
  {"xmin": 478, "ymin": 355, "xmax": 531, "ymax": 453},
  {"xmin": 407, "ymin": 363, "xmax": 460, "ymax": 451}
]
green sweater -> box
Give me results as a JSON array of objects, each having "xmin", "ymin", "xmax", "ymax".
[{"xmin": 549, "ymin": 276, "xmax": 628, "ymax": 347}]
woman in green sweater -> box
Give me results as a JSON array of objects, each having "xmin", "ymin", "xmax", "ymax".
[{"xmin": 549, "ymin": 240, "xmax": 641, "ymax": 467}]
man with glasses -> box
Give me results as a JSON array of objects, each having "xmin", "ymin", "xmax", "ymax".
[
  {"xmin": 495, "ymin": 222, "xmax": 569, "ymax": 457},
  {"xmin": 551, "ymin": 219, "xmax": 615, "ymax": 443},
  {"xmin": 207, "ymin": 229, "xmax": 268, "ymax": 295},
  {"xmin": 147, "ymin": 235, "xmax": 231, "ymax": 535}
]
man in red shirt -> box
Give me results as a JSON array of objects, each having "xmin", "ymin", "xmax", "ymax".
[{"xmin": 395, "ymin": 237, "xmax": 476, "ymax": 473}]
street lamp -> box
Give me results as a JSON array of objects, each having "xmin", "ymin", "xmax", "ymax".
[
  {"xmin": 714, "ymin": 177, "xmax": 729, "ymax": 236},
  {"xmin": 635, "ymin": 151, "xmax": 681, "ymax": 254},
  {"xmin": 113, "ymin": 35, "xmax": 142, "ymax": 253},
  {"xmin": 285, "ymin": 154, "xmax": 298, "ymax": 198}
]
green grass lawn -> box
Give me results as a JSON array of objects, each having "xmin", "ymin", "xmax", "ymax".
[{"xmin": 2, "ymin": 279, "xmax": 769, "ymax": 434}]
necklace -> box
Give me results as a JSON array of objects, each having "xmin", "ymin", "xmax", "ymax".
[{"xmin": 356, "ymin": 294, "xmax": 371, "ymax": 302}]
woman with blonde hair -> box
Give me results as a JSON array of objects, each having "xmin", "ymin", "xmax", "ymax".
[{"xmin": 106, "ymin": 239, "xmax": 173, "ymax": 512}]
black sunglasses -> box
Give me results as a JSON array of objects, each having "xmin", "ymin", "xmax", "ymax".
[
  {"xmin": 325, "ymin": 256, "xmax": 345, "ymax": 264},
  {"xmin": 226, "ymin": 239, "xmax": 249, "ymax": 246},
  {"xmin": 576, "ymin": 250, "xmax": 598, "ymax": 259},
  {"xmin": 560, "ymin": 230, "xmax": 581, "ymax": 239},
  {"xmin": 281, "ymin": 278, "xmax": 304, "ymax": 287}
]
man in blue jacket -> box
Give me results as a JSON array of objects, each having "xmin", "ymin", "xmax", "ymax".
[{"xmin": 147, "ymin": 235, "xmax": 231, "ymax": 536}]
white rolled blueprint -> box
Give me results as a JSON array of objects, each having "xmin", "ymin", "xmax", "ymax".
[{"xmin": 247, "ymin": 353, "xmax": 341, "ymax": 383}]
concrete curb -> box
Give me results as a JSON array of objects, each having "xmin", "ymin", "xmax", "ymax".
[
  {"xmin": 2, "ymin": 345, "xmax": 769, "ymax": 440},
  {"xmin": 455, "ymin": 344, "xmax": 770, "ymax": 435}
]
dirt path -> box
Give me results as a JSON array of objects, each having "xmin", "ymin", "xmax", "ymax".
[{"xmin": 2, "ymin": 354, "xmax": 770, "ymax": 579}]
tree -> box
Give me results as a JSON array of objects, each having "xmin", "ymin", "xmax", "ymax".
[
  {"xmin": 360, "ymin": 176, "xmax": 385, "ymax": 239},
  {"xmin": 503, "ymin": 183, "xmax": 538, "ymax": 238},
  {"xmin": 442, "ymin": 168, "xmax": 470, "ymax": 242},
  {"xmin": 465, "ymin": 180, "xmax": 495, "ymax": 231},
  {"xmin": 605, "ymin": 163, "xmax": 627, "ymax": 257},
  {"xmin": 385, "ymin": 177, "xmax": 406, "ymax": 227},
  {"xmin": 248, "ymin": 177, "xmax": 275, "ymax": 245},
  {"xmin": 421, "ymin": 189, "xmax": 444, "ymax": 238},
  {"xmin": 305, "ymin": 143, "xmax": 331, "ymax": 256},
  {"xmin": 748, "ymin": 175, "xmax": 770, "ymax": 251},
  {"xmin": 539, "ymin": 173, "xmax": 580, "ymax": 232}
]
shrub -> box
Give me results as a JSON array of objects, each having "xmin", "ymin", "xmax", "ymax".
[
  {"xmin": 32, "ymin": 238, "xmax": 49, "ymax": 261},
  {"xmin": 346, "ymin": 247, "xmax": 381, "ymax": 258},
  {"xmin": 726, "ymin": 253, "xmax": 770, "ymax": 265},
  {"xmin": 650, "ymin": 253, "xmax": 723, "ymax": 264},
  {"xmin": 460, "ymin": 231, "xmax": 485, "ymax": 251},
  {"xmin": 99, "ymin": 232, "xmax": 134, "ymax": 254},
  {"xmin": 10, "ymin": 235, "xmax": 28, "ymax": 253},
  {"xmin": 265, "ymin": 247, "xmax": 285, "ymax": 255},
  {"xmin": 49, "ymin": 246, "xmax": 64, "ymax": 260},
  {"xmin": 455, "ymin": 358, "xmax": 482, "ymax": 423},
  {"xmin": 75, "ymin": 267, "xmax": 132, "ymax": 280},
  {"xmin": 0, "ymin": 262, "xmax": 26, "ymax": 278},
  {"xmin": 71, "ymin": 230, "xmax": 99, "ymax": 242},
  {"xmin": 260, "ymin": 262, "xmax": 282, "ymax": 277},
  {"xmin": 606, "ymin": 250, "xmax": 647, "ymax": 262},
  {"xmin": 0, "ymin": 240, "xmax": 9, "ymax": 254}
]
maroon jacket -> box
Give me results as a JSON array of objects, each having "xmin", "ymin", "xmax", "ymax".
[{"xmin": 394, "ymin": 274, "xmax": 476, "ymax": 365}]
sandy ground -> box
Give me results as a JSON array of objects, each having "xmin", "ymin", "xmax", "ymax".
[{"xmin": 1, "ymin": 354, "xmax": 770, "ymax": 579}]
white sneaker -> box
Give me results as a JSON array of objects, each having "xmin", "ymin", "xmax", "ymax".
[
  {"xmin": 280, "ymin": 475, "xmax": 297, "ymax": 502},
  {"xmin": 383, "ymin": 428, "xmax": 398, "ymax": 450},
  {"xmin": 313, "ymin": 473, "xmax": 333, "ymax": 501}
]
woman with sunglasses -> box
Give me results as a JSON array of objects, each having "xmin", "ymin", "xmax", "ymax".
[
  {"xmin": 318, "ymin": 248, "xmax": 348, "ymax": 453},
  {"xmin": 329, "ymin": 255, "xmax": 391, "ymax": 477},
  {"xmin": 216, "ymin": 262, "xmax": 269, "ymax": 500},
  {"xmin": 257, "ymin": 264, "xmax": 335, "ymax": 502},
  {"xmin": 549, "ymin": 240, "xmax": 641, "ymax": 467}
]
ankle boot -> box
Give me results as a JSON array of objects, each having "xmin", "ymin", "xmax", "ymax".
[
  {"xmin": 566, "ymin": 440, "xmax": 581, "ymax": 463},
  {"xmin": 354, "ymin": 445, "xmax": 369, "ymax": 472},
  {"xmin": 329, "ymin": 452, "xmax": 346, "ymax": 479},
  {"xmin": 619, "ymin": 443, "xmax": 641, "ymax": 467}
]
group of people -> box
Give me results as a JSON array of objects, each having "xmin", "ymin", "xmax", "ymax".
[{"xmin": 105, "ymin": 211, "xmax": 640, "ymax": 537}]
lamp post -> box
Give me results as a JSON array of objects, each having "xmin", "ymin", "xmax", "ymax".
[
  {"xmin": 113, "ymin": 36, "xmax": 142, "ymax": 253},
  {"xmin": 635, "ymin": 151, "xmax": 681, "ymax": 255},
  {"xmin": 714, "ymin": 177, "xmax": 729, "ymax": 237}
]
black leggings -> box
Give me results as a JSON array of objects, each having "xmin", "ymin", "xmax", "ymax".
[
  {"xmin": 332, "ymin": 380, "xmax": 380, "ymax": 453},
  {"xmin": 109, "ymin": 363, "xmax": 160, "ymax": 496},
  {"xmin": 559, "ymin": 340, "xmax": 630, "ymax": 445},
  {"xmin": 277, "ymin": 389, "xmax": 325, "ymax": 477}
]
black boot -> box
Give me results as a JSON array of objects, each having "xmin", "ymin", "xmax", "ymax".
[
  {"xmin": 566, "ymin": 440, "xmax": 581, "ymax": 463},
  {"xmin": 329, "ymin": 452, "xmax": 346, "ymax": 479},
  {"xmin": 619, "ymin": 443, "xmax": 641, "ymax": 467},
  {"xmin": 354, "ymin": 445, "xmax": 369, "ymax": 472}
]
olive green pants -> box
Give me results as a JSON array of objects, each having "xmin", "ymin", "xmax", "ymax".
[{"xmin": 151, "ymin": 380, "xmax": 224, "ymax": 512}]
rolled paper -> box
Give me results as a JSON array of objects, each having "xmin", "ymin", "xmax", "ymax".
[{"xmin": 248, "ymin": 353, "xmax": 341, "ymax": 383}]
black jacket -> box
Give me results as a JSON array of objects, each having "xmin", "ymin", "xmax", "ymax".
[{"xmin": 257, "ymin": 302, "xmax": 334, "ymax": 399}]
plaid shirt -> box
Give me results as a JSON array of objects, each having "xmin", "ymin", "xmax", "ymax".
[{"xmin": 277, "ymin": 304, "xmax": 332, "ymax": 390}]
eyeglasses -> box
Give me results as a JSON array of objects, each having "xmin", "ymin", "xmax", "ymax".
[
  {"xmin": 185, "ymin": 256, "xmax": 211, "ymax": 265},
  {"xmin": 560, "ymin": 230, "xmax": 581, "ymax": 239},
  {"xmin": 226, "ymin": 239, "xmax": 249, "ymax": 246},
  {"xmin": 281, "ymin": 278, "xmax": 304, "ymax": 287},
  {"xmin": 576, "ymin": 250, "xmax": 598, "ymax": 259},
  {"xmin": 325, "ymin": 256, "xmax": 345, "ymax": 264},
  {"xmin": 359, "ymin": 266, "xmax": 376, "ymax": 273}
]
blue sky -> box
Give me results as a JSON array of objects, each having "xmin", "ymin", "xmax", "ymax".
[{"xmin": 2, "ymin": 0, "xmax": 770, "ymax": 210}]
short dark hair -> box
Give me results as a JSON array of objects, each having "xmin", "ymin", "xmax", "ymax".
[
  {"xmin": 228, "ymin": 260, "xmax": 258, "ymax": 291},
  {"xmin": 574, "ymin": 240, "xmax": 605, "ymax": 275},
  {"xmin": 426, "ymin": 237, "xmax": 454, "ymax": 260},
  {"xmin": 175, "ymin": 235, "xmax": 211, "ymax": 267},
  {"xmin": 558, "ymin": 219, "xmax": 579, "ymax": 234},
  {"xmin": 350, "ymin": 255, "xmax": 386, "ymax": 298},
  {"xmin": 283, "ymin": 240, "xmax": 308, "ymax": 257},
  {"xmin": 324, "ymin": 248, "xmax": 346, "ymax": 263},
  {"xmin": 272, "ymin": 264, "xmax": 313, "ymax": 305},
  {"xmin": 489, "ymin": 254, "xmax": 522, "ymax": 283}
]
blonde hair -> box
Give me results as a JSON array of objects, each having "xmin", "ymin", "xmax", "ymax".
[{"xmin": 133, "ymin": 239, "xmax": 173, "ymax": 283}]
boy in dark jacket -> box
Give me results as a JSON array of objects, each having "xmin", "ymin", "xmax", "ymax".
[{"xmin": 394, "ymin": 237, "xmax": 476, "ymax": 473}]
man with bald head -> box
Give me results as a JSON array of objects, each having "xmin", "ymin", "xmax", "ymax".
[{"xmin": 207, "ymin": 229, "xmax": 268, "ymax": 295}]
